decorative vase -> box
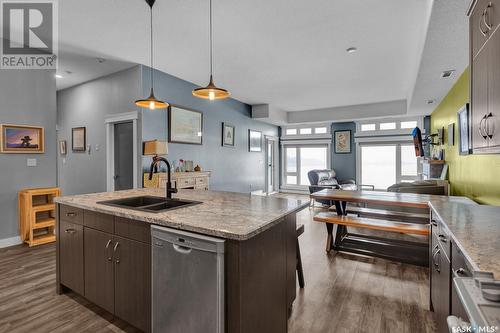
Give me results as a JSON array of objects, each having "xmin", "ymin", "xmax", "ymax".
[{"xmin": 194, "ymin": 164, "xmax": 202, "ymax": 172}]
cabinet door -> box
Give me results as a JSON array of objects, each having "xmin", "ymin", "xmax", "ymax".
[
  {"xmin": 113, "ymin": 236, "xmax": 151, "ymax": 333},
  {"xmin": 488, "ymin": 27, "xmax": 500, "ymax": 150},
  {"xmin": 59, "ymin": 220, "xmax": 84, "ymax": 294},
  {"xmin": 84, "ymin": 227, "xmax": 115, "ymax": 314},
  {"xmin": 472, "ymin": 46, "xmax": 490, "ymax": 151}
]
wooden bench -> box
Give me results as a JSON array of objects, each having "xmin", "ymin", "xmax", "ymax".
[
  {"xmin": 313, "ymin": 212, "xmax": 429, "ymax": 236},
  {"xmin": 329, "ymin": 205, "xmax": 429, "ymax": 224}
]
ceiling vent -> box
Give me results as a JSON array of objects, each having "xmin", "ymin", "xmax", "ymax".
[{"xmin": 441, "ymin": 70, "xmax": 455, "ymax": 78}]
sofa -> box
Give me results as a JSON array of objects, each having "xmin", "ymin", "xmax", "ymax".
[{"xmin": 307, "ymin": 169, "xmax": 357, "ymax": 206}]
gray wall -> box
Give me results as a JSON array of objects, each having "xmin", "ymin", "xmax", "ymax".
[
  {"xmin": 331, "ymin": 122, "xmax": 357, "ymax": 181},
  {"xmin": 142, "ymin": 67, "xmax": 278, "ymax": 193},
  {"xmin": 0, "ymin": 70, "xmax": 57, "ymax": 240},
  {"xmin": 57, "ymin": 66, "xmax": 142, "ymax": 195}
]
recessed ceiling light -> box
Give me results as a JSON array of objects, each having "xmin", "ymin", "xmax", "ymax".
[
  {"xmin": 441, "ymin": 70, "xmax": 455, "ymax": 78},
  {"xmin": 96, "ymin": 57, "xmax": 106, "ymax": 64},
  {"xmin": 427, "ymin": 99, "xmax": 435, "ymax": 104},
  {"xmin": 346, "ymin": 47, "xmax": 357, "ymax": 53},
  {"xmin": 55, "ymin": 74, "xmax": 63, "ymax": 79}
]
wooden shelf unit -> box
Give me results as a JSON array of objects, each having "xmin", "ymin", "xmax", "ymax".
[{"xmin": 18, "ymin": 187, "xmax": 60, "ymax": 247}]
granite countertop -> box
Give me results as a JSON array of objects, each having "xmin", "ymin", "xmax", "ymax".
[
  {"xmin": 429, "ymin": 199, "xmax": 500, "ymax": 279},
  {"xmin": 54, "ymin": 188, "xmax": 308, "ymax": 241}
]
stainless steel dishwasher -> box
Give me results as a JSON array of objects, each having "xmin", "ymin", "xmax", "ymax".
[{"xmin": 151, "ymin": 225, "xmax": 225, "ymax": 333}]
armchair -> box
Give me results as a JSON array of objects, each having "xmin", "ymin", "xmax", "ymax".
[{"xmin": 307, "ymin": 169, "xmax": 357, "ymax": 206}]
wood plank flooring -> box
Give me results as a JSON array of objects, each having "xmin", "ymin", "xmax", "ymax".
[{"xmin": 0, "ymin": 203, "xmax": 436, "ymax": 333}]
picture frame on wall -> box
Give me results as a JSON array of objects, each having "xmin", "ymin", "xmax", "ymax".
[
  {"xmin": 448, "ymin": 123, "xmax": 455, "ymax": 146},
  {"xmin": 72, "ymin": 127, "xmax": 86, "ymax": 152},
  {"xmin": 222, "ymin": 122, "xmax": 235, "ymax": 147},
  {"xmin": 248, "ymin": 129, "xmax": 262, "ymax": 152},
  {"xmin": 458, "ymin": 103, "xmax": 471, "ymax": 155},
  {"xmin": 168, "ymin": 105, "xmax": 203, "ymax": 145},
  {"xmin": 0, "ymin": 124, "xmax": 44, "ymax": 153},
  {"xmin": 334, "ymin": 130, "xmax": 351, "ymax": 154}
]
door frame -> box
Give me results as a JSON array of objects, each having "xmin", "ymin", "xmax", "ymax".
[
  {"xmin": 265, "ymin": 135, "xmax": 279, "ymax": 195},
  {"xmin": 105, "ymin": 111, "xmax": 141, "ymax": 191}
]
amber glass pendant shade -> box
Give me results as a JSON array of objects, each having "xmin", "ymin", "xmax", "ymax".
[
  {"xmin": 192, "ymin": 76, "xmax": 230, "ymax": 100},
  {"xmin": 135, "ymin": 88, "xmax": 169, "ymax": 110}
]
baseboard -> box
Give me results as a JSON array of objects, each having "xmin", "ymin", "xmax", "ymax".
[{"xmin": 0, "ymin": 236, "xmax": 22, "ymax": 248}]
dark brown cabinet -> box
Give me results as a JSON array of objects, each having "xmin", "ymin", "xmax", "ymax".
[
  {"xmin": 84, "ymin": 227, "xmax": 115, "ymax": 314},
  {"xmin": 114, "ymin": 236, "xmax": 151, "ymax": 333},
  {"xmin": 59, "ymin": 219, "xmax": 84, "ymax": 295},
  {"xmin": 469, "ymin": 0, "xmax": 500, "ymax": 153}
]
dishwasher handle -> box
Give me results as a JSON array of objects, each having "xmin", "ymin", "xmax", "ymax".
[{"xmin": 172, "ymin": 243, "xmax": 193, "ymax": 254}]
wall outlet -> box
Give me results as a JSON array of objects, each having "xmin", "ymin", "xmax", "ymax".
[
  {"xmin": 95, "ymin": 144, "xmax": 100, "ymax": 151},
  {"xmin": 27, "ymin": 158, "xmax": 37, "ymax": 167}
]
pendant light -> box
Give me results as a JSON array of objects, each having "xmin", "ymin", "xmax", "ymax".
[
  {"xmin": 192, "ymin": 0, "xmax": 230, "ymax": 100},
  {"xmin": 135, "ymin": 0, "xmax": 169, "ymax": 110}
]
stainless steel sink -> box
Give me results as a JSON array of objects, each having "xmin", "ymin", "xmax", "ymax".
[{"xmin": 98, "ymin": 196, "xmax": 201, "ymax": 213}]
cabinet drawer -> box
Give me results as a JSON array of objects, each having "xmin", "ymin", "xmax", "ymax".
[
  {"xmin": 114, "ymin": 217, "xmax": 151, "ymax": 244},
  {"xmin": 176, "ymin": 177, "xmax": 195, "ymax": 188},
  {"xmin": 59, "ymin": 220, "xmax": 84, "ymax": 294},
  {"xmin": 59, "ymin": 205, "xmax": 83, "ymax": 225},
  {"xmin": 84, "ymin": 210, "xmax": 114, "ymax": 233},
  {"xmin": 195, "ymin": 177, "xmax": 208, "ymax": 185}
]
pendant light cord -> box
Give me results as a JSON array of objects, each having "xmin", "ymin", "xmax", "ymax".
[
  {"xmin": 209, "ymin": 0, "xmax": 213, "ymax": 78},
  {"xmin": 150, "ymin": 4, "xmax": 154, "ymax": 90}
]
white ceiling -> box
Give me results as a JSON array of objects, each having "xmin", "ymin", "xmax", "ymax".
[{"xmin": 57, "ymin": 0, "xmax": 470, "ymax": 122}]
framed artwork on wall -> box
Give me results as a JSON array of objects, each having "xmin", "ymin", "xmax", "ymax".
[
  {"xmin": 222, "ymin": 122, "xmax": 235, "ymax": 147},
  {"xmin": 248, "ymin": 129, "xmax": 262, "ymax": 152},
  {"xmin": 0, "ymin": 124, "xmax": 44, "ymax": 153},
  {"xmin": 334, "ymin": 130, "xmax": 351, "ymax": 154},
  {"xmin": 168, "ymin": 105, "xmax": 203, "ymax": 145},
  {"xmin": 448, "ymin": 123, "xmax": 455, "ymax": 146},
  {"xmin": 72, "ymin": 127, "xmax": 86, "ymax": 152},
  {"xmin": 458, "ymin": 104, "xmax": 471, "ymax": 155}
]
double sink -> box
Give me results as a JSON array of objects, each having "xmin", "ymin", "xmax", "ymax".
[{"xmin": 98, "ymin": 196, "xmax": 201, "ymax": 213}]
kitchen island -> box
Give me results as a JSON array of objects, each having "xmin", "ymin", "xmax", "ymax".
[{"xmin": 55, "ymin": 188, "xmax": 308, "ymax": 333}]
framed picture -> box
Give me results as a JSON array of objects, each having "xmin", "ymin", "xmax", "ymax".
[
  {"xmin": 72, "ymin": 127, "xmax": 86, "ymax": 152},
  {"xmin": 448, "ymin": 123, "xmax": 455, "ymax": 146},
  {"xmin": 168, "ymin": 105, "xmax": 203, "ymax": 145},
  {"xmin": 59, "ymin": 140, "xmax": 67, "ymax": 155},
  {"xmin": 248, "ymin": 129, "xmax": 262, "ymax": 152},
  {"xmin": 222, "ymin": 122, "xmax": 235, "ymax": 147},
  {"xmin": 458, "ymin": 104, "xmax": 471, "ymax": 155},
  {"xmin": 334, "ymin": 130, "xmax": 351, "ymax": 154},
  {"xmin": 0, "ymin": 124, "xmax": 44, "ymax": 153}
]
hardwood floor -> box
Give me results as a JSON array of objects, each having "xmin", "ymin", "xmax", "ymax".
[{"xmin": 0, "ymin": 204, "xmax": 436, "ymax": 333}]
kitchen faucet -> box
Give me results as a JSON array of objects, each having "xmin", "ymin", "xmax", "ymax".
[{"xmin": 148, "ymin": 156, "xmax": 178, "ymax": 199}]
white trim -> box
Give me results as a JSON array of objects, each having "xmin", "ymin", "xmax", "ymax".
[
  {"xmin": 0, "ymin": 236, "xmax": 22, "ymax": 248},
  {"xmin": 105, "ymin": 111, "xmax": 140, "ymax": 191},
  {"xmin": 280, "ymin": 139, "xmax": 332, "ymax": 145},
  {"xmin": 355, "ymin": 135, "xmax": 413, "ymax": 143},
  {"xmin": 264, "ymin": 136, "xmax": 279, "ymax": 195}
]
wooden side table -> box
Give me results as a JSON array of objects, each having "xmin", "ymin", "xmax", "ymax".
[{"xmin": 18, "ymin": 187, "xmax": 60, "ymax": 247}]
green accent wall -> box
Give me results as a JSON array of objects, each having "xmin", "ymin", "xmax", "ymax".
[{"xmin": 430, "ymin": 68, "xmax": 500, "ymax": 205}]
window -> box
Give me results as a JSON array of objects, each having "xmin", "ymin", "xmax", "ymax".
[
  {"xmin": 380, "ymin": 122, "xmax": 396, "ymax": 130},
  {"xmin": 314, "ymin": 127, "xmax": 327, "ymax": 134},
  {"xmin": 360, "ymin": 143, "xmax": 418, "ymax": 190},
  {"xmin": 284, "ymin": 145, "xmax": 328, "ymax": 187},
  {"xmin": 285, "ymin": 128, "xmax": 297, "ymax": 135},
  {"xmin": 361, "ymin": 124, "xmax": 376, "ymax": 131},
  {"xmin": 299, "ymin": 128, "xmax": 312, "ymax": 135},
  {"xmin": 401, "ymin": 121, "xmax": 417, "ymax": 129}
]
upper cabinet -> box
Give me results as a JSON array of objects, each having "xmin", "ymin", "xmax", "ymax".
[{"xmin": 469, "ymin": 0, "xmax": 500, "ymax": 153}]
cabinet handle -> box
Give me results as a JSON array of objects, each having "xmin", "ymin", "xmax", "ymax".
[
  {"xmin": 456, "ymin": 268, "xmax": 466, "ymax": 276},
  {"xmin": 66, "ymin": 212, "xmax": 76, "ymax": 217},
  {"xmin": 438, "ymin": 234, "xmax": 448, "ymax": 243},
  {"xmin": 480, "ymin": 9, "xmax": 489, "ymax": 36},
  {"xmin": 433, "ymin": 249, "xmax": 441, "ymax": 272},
  {"xmin": 431, "ymin": 219, "xmax": 438, "ymax": 227},
  {"xmin": 484, "ymin": 3, "xmax": 493, "ymax": 31},
  {"xmin": 479, "ymin": 115, "xmax": 489, "ymax": 139},
  {"xmin": 105, "ymin": 240, "xmax": 112, "ymax": 261},
  {"xmin": 486, "ymin": 113, "xmax": 495, "ymax": 139},
  {"xmin": 113, "ymin": 242, "xmax": 120, "ymax": 264},
  {"xmin": 65, "ymin": 228, "xmax": 76, "ymax": 234}
]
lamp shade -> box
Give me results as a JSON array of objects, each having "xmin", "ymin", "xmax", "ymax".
[{"xmin": 143, "ymin": 140, "xmax": 168, "ymax": 156}]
